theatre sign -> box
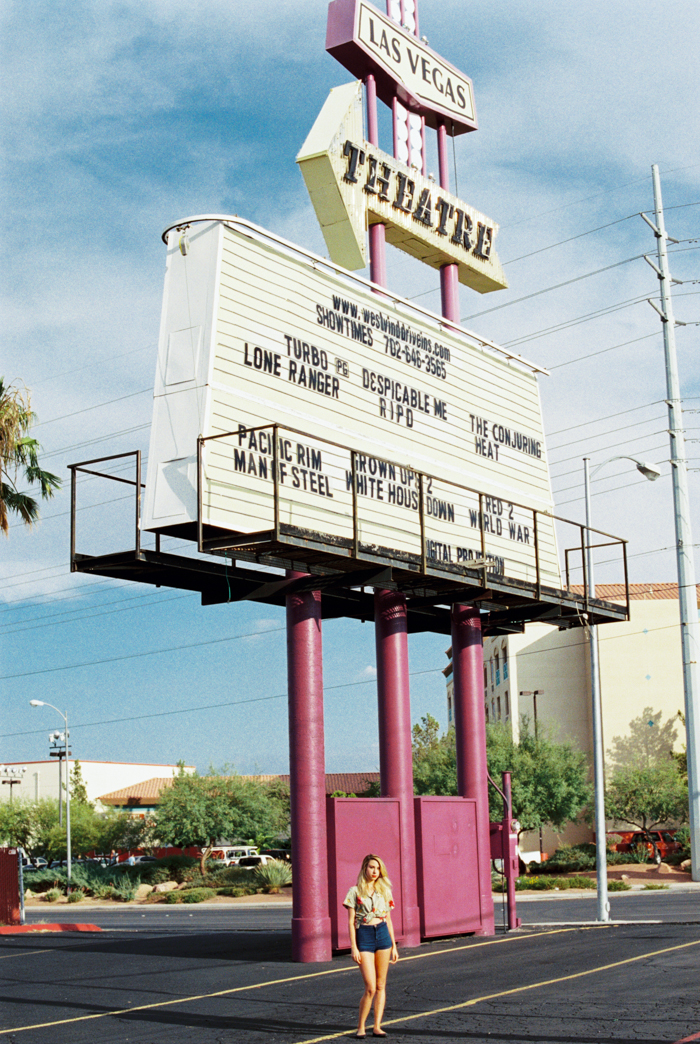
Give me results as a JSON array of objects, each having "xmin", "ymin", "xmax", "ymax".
[
  {"xmin": 141, "ymin": 217, "xmax": 558, "ymax": 587},
  {"xmin": 296, "ymin": 81, "xmax": 507, "ymax": 292}
]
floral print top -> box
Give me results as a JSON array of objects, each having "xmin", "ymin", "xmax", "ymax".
[{"xmin": 343, "ymin": 885, "xmax": 395, "ymax": 928}]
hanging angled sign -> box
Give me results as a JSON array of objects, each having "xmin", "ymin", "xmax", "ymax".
[{"xmin": 296, "ymin": 81, "xmax": 508, "ymax": 293}]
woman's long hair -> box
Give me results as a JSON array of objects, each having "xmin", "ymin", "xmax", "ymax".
[{"xmin": 356, "ymin": 853, "xmax": 392, "ymax": 899}]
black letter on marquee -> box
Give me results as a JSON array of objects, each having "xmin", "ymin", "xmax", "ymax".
[
  {"xmin": 475, "ymin": 223, "xmax": 493, "ymax": 258},
  {"xmin": 435, "ymin": 198, "xmax": 454, "ymax": 236},
  {"xmin": 393, "ymin": 172, "xmax": 416, "ymax": 213},
  {"xmin": 343, "ymin": 140, "xmax": 365, "ymax": 184},
  {"xmin": 413, "ymin": 187, "xmax": 433, "ymax": 227}
]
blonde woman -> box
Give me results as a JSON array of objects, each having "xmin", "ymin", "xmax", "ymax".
[{"xmin": 343, "ymin": 854, "xmax": 399, "ymax": 1038}]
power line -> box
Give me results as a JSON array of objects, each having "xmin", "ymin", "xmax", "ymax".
[
  {"xmin": 460, "ymin": 253, "xmax": 645, "ymax": 324},
  {"xmin": 548, "ymin": 416, "xmax": 667, "ymax": 458},
  {"xmin": 548, "ymin": 332, "xmax": 660, "ymax": 371},
  {"xmin": 32, "ymin": 344, "xmax": 155, "ymax": 388},
  {"xmin": 34, "ymin": 388, "xmax": 151, "ymax": 429},
  {"xmin": 0, "ymin": 624, "xmax": 288, "ymax": 682},
  {"xmin": 0, "ymin": 591, "xmax": 192, "ymax": 636},
  {"xmin": 502, "ymin": 214, "xmax": 639, "ymax": 265},
  {"xmin": 0, "ymin": 667, "xmax": 443, "ymax": 741}
]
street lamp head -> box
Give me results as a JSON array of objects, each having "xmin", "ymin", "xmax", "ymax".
[
  {"xmin": 635, "ymin": 460, "xmax": 661, "ymax": 482},
  {"xmin": 29, "ymin": 700, "xmax": 45, "ymax": 707}
]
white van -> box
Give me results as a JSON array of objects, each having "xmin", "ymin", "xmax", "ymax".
[{"xmin": 209, "ymin": 846, "xmax": 259, "ymax": 866}]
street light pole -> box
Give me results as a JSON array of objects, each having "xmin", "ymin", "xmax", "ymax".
[
  {"xmin": 29, "ymin": 701, "xmax": 71, "ymax": 888},
  {"xmin": 583, "ymin": 454, "xmax": 661, "ymax": 923},
  {"xmin": 519, "ymin": 690, "xmax": 544, "ymax": 856},
  {"xmin": 643, "ymin": 164, "xmax": 700, "ymax": 882}
]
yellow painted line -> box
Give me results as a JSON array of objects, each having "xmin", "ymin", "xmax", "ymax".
[
  {"xmin": 0, "ymin": 927, "xmax": 579, "ymax": 1036},
  {"xmin": 0, "ymin": 950, "xmax": 49, "ymax": 961},
  {"xmin": 297, "ymin": 937, "xmax": 700, "ymax": 1043}
]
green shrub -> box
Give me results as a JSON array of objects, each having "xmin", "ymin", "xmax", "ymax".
[
  {"xmin": 66, "ymin": 890, "xmax": 84, "ymax": 903},
  {"xmin": 217, "ymin": 886, "xmax": 252, "ymax": 898},
  {"xmin": 674, "ymin": 827, "xmax": 691, "ymax": 859},
  {"xmin": 44, "ymin": 888, "xmax": 62, "ymax": 903},
  {"xmin": 643, "ymin": 883, "xmax": 668, "ymax": 890},
  {"xmin": 608, "ymin": 879, "xmax": 631, "ymax": 891},
  {"xmin": 565, "ymin": 875, "xmax": 596, "ymax": 890},
  {"xmin": 180, "ymin": 888, "xmax": 216, "ymax": 904},
  {"xmin": 163, "ymin": 890, "xmax": 183, "ymax": 903},
  {"xmin": 630, "ymin": 843, "xmax": 651, "ymax": 864},
  {"xmin": 254, "ymin": 860, "xmax": 292, "ymax": 893}
]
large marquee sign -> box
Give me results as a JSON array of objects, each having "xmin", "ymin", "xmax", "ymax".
[
  {"xmin": 297, "ymin": 81, "xmax": 507, "ymax": 292},
  {"xmin": 142, "ymin": 218, "xmax": 559, "ymax": 588},
  {"xmin": 326, "ymin": 0, "xmax": 477, "ymax": 134}
]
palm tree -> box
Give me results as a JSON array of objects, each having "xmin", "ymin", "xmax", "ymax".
[{"xmin": 0, "ymin": 378, "xmax": 61, "ymax": 534}]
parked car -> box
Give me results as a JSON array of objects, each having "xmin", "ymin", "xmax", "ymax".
[
  {"xmin": 609, "ymin": 829, "xmax": 681, "ymax": 863},
  {"xmin": 237, "ymin": 854, "xmax": 274, "ymax": 869},
  {"xmin": 260, "ymin": 849, "xmax": 292, "ymax": 864},
  {"xmin": 209, "ymin": 846, "xmax": 259, "ymax": 866}
]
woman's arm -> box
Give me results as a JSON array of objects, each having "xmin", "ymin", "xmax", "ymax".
[
  {"xmin": 347, "ymin": 905, "xmax": 361, "ymax": 965},
  {"xmin": 386, "ymin": 911, "xmax": 399, "ymax": 963}
]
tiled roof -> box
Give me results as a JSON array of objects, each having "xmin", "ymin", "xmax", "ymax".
[
  {"xmin": 99, "ymin": 772, "xmax": 380, "ymax": 805},
  {"xmin": 99, "ymin": 778, "xmax": 174, "ymax": 805},
  {"xmin": 572, "ymin": 583, "xmax": 700, "ymax": 604},
  {"xmin": 248, "ymin": 773, "xmax": 379, "ymax": 795}
]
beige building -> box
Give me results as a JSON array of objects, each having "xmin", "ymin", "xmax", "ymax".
[
  {"xmin": 0, "ymin": 760, "xmax": 195, "ymax": 810},
  {"xmin": 445, "ymin": 583, "xmax": 698, "ymax": 853}
]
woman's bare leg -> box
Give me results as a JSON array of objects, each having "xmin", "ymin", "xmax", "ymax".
[
  {"xmin": 372, "ymin": 947, "xmax": 392, "ymax": 1034},
  {"xmin": 357, "ymin": 952, "xmax": 377, "ymax": 1035}
]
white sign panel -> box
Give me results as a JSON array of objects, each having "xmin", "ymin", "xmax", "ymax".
[{"xmin": 142, "ymin": 218, "xmax": 559, "ymax": 587}]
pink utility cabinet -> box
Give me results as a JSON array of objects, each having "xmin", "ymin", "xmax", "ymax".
[{"xmin": 414, "ymin": 796, "xmax": 484, "ymax": 938}]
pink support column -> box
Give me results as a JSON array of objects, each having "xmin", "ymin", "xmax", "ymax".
[
  {"xmin": 375, "ymin": 589, "xmax": 421, "ymax": 947},
  {"xmin": 451, "ymin": 604, "xmax": 495, "ymax": 935},
  {"xmin": 287, "ymin": 578, "xmax": 332, "ymax": 962},
  {"xmin": 437, "ymin": 120, "xmax": 460, "ymax": 324},
  {"xmin": 366, "ymin": 74, "xmax": 387, "ymax": 288}
]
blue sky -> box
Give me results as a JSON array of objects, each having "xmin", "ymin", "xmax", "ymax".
[{"xmin": 2, "ymin": 0, "xmax": 698, "ymax": 775}]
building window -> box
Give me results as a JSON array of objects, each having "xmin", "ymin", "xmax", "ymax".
[
  {"xmin": 490, "ymin": 658, "xmax": 494, "ymax": 684},
  {"xmin": 447, "ymin": 695, "xmax": 453, "ymax": 724},
  {"xmin": 504, "ymin": 691, "xmax": 510, "ymax": 720},
  {"xmin": 502, "ymin": 645, "xmax": 508, "ymax": 681},
  {"xmin": 485, "ymin": 701, "xmax": 489, "ymax": 723},
  {"xmin": 491, "ymin": 698, "xmax": 496, "ymax": 720},
  {"xmin": 495, "ymin": 652, "xmax": 500, "ymax": 686},
  {"xmin": 497, "ymin": 696, "xmax": 501, "ymax": 719},
  {"xmin": 484, "ymin": 666, "xmax": 488, "ymax": 696}
]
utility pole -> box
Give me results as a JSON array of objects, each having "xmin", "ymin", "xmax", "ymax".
[{"xmin": 642, "ymin": 164, "xmax": 700, "ymax": 881}]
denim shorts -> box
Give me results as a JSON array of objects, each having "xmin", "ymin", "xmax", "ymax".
[{"xmin": 356, "ymin": 921, "xmax": 392, "ymax": 952}]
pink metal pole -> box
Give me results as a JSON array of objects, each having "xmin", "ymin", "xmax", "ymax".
[
  {"xmin": 451, "ymin": 604, "xmax": 495, "ymax": 935},
  {"xmin": 437, "ymin": 120, "xmax": 460, "ymax": 324},
  {"xmin": 375, "ymin": 589, "xmax": 421, "ymax": 947},
  {"xmin": 287, "ymin": 577, "xmax": 332, "ymax": 962},
  {"xmin": 502, "ymin": 771, "xmax": 521, "ymax": 930},
  {"xmin": 366, "ymin": 74, "xmax": 387, "ymax": 288}
]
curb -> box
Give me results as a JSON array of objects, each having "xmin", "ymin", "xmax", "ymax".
[{"xmin": 0, "ymin": 923, "xmax": 103, "ymax": 935}]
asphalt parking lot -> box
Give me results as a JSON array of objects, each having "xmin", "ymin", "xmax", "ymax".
[{"xmin": 2, "ymin": 897, "xmax": 699, "ymax": 1043}]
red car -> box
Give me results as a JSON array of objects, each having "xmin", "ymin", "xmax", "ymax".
[{"xmin": 609, "ymin": 829, "xmax": 681, "ymax": 862}]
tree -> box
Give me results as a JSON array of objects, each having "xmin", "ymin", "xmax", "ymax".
[
  {"xmin": 0, "ymin": 378, "xmax": 61, "ymax": 533},
  {"xmin": 412, "ymin": 714, "xmax": 458, "ymax": 795},
  {"xmin": 607, "ymin": 706, "xmax": 679, "ymax": 772},
  {"xmin": 155, "ymin": 769, "xmax": 289, "ymax": 874},
  {"xmin": 0, "ymin": 800, "xmax": 37, "ymax": 855},
  {"xmin": 409, "ymin": 715, "xmax": 592, "ymax": 839},
  {"xmin": 69, "ymin": 761, "xmax": 92, "ymax": 806},
  {"xmin": 605, "ymin": 762, "xmax": 688, "ymax": 834},
  {"xmin": 486, "ymin": 719, "xmax": 592, "ymax": 837}
]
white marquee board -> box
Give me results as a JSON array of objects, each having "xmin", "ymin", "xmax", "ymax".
[{"xmin": 143, "ymin": 218, "xmax": 560, "ymax": 586}]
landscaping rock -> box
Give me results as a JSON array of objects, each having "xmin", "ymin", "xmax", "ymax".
[
  {"xmin": 621, "ymin": 874, "xmax": 629, "ymax": 880},
  {"xmin": 657, "ymin": 862, "xmax": 672, "ymax": 874},
  {"xmin": 153, "ymin": 881, "xmax": 178, "ymax": 893},
  {"xmin": 135, "ymin": 884, "xmax": 154, "ymax": 900},
  {"xmin": 681, "ymin": 859, "xmax": 692, "ymax": 872}
]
